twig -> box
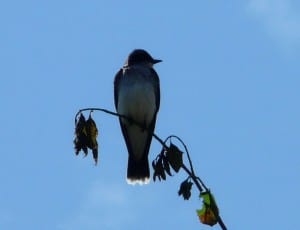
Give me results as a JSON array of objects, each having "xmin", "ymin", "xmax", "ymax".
[
  {"xmin": 75, "ymin": 107, "xmax": 227, "ymax": 230},
  {"xmin": 75, "ymin": 107, "xmax": 122, "ymax": 125}
]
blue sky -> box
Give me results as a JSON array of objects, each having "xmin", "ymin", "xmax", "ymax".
[{"xmin": 1, "ymin": 0, "xmax": 300, "ymax": 229}]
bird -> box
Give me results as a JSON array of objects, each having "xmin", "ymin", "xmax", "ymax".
[{"xmin": 114, "ymin": 49, "xmax": 161, "ymax": 185}]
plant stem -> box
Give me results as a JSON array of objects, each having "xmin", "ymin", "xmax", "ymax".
[{"xmin": 75, "ymin": 107, "xmax": 227, "ymax": 230}]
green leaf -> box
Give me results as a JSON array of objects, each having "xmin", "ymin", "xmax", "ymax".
[
  {"xmin": 200, "ymin": 191, "xmax": 219, "ymax": 216},
  {"xmin": 196, "ymin": 191, "xmax": 219, "ymax": 226}
]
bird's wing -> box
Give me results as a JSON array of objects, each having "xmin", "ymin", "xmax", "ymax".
[
  {"xmin": 113, "ymin": 68, "xmax": 123, "ymax": 111},
  {"xmin": 150, "ymin": 68, "xmax": 160, "ymax": 112}
]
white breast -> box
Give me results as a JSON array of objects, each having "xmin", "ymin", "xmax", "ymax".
[{"xmin": 117, "ymin": 70, "xmax": 156, "ymax": 126}]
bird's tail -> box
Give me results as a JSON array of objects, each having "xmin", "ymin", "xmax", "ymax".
[{"xmin": 127, "ymin": 154, "xmax": 150, "ymax": 185}]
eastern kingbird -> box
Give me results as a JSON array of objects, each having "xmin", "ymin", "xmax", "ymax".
[{"xmin": 114, "ymin": 49, "xmax": 161, "ymax": 185}]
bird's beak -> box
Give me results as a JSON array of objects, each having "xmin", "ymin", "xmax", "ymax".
[{"xmin": 153, "ymin": 59, "xmax": 162, "ymax": 64}]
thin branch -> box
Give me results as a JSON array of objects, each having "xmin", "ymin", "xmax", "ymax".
[
  {"xmin": 75, "ymin": 107, "xmax": 227, "ymax": 230},
  {"xmin": 75, "ymin": 107, "xmax": 121, "ymax": 125},
  {"xmin": 217, "ymin": 216, "xmax": 227, "ymax": 230},
  {"xmin": 76, "ymin": 108, "xmax": 167, "ymax": 149},
  {"xmin": 152, "ymin": 133, "xmax": 168, "ymax": 148}
]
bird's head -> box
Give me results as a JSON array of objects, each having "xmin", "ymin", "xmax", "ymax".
[{"xmin": 124, "ymin": 49, "xmax": 162, "ymax": 67}]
